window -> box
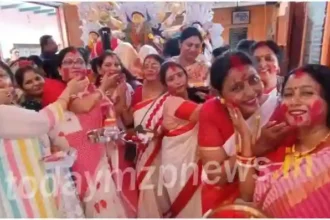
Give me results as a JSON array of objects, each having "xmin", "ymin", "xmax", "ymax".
[
  {"xmin": 229, "ymin": 27, "xmax": 248, "ymax": 48},
  {"xmin": 303, "ymin": 2, "xmax": 327, "ymax": 64}
]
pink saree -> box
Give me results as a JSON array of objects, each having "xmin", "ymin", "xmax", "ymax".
[
  {"xmin": 255, "ymin": 145, "xmax": 330, "ymax": 217},
  {"xmin": 49, "ymin": 86, "xmax": 137, "ymax": 217}
]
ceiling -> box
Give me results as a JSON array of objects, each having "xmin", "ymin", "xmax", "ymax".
[
  {"xmin": 213, "ymin": 1, "xmax": 268, "ymax": 8},
  {"xmin": 0, "ymin": 1, "xmax": 63, "ymax": 16},
  {"xmin": 0, "ymin": 1, "xmax": 271, "ymax": 16}
]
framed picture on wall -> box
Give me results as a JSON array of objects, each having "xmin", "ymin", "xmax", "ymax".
[{"xmin": 232, "ymin": 11, "xmax": 250, "ymax": 25}]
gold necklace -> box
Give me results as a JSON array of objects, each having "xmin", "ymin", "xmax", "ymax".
[
  {"xmin": 292, "ymin": 131, "xmax": 330, "ymax": 158},
  {"xmin": 272, "ymin": 131, "xmax": 330, "ymax": 179}
]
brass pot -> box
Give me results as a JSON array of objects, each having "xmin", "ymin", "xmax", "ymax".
[{"xmin": 203, "ymin": 204, "xmax": 269, "ymax": 218}]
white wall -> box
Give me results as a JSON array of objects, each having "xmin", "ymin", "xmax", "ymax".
[{"xmin": 0, "ymin": 6, "xmax": 61, "ymax": 58}]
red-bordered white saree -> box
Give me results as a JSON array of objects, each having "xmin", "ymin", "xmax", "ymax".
[
  {"xmin": 132, "ymin": 88, "xmax": 170, "ymax": 218},
  {"xmin": 199, "ymin": 89, "xmax": 278, "ymax": 215},
  {"xmin": 161, "ymin": 96, "xmax": 203, "ymax": 218}
]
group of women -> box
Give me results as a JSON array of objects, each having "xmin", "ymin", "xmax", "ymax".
[{"xmin": 0, "ymin": 24, "xmax": 330, "ymax": 218}]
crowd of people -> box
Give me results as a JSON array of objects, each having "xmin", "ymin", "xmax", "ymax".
[{"xmin": 1, "ymin": 24, "xmax": 330, "ymax": 218}]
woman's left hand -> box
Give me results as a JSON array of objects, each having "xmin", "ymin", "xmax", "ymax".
[{"xmin": 117, "ymin": 81, "xmax": 127, "ymax": 98}]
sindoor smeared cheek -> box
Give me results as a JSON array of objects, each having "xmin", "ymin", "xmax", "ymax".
[
  {"xmin": 280, "ymin": 102, "xmax": 305, "ymax": 126},
  {"xmin": 226, "ymin": 99, "xmax": 240, "ymax": 108},
  {"xmin": 62, "ymin": 68, "xmax": 70, "ymax": 81},
  {"xmin": 78, "ymin": 69, "xmax": 88, "ymax": 80},
  {"xmin": 279, "ymin": 103, "xmax": 289, "ymax": 120},
  {"xmin": 269, "ymin": 63, "xmax": 279, "ymax": 74},
  {"xmin": 309, "ymin": 99, "xmax": 324, "ymax": 124}
]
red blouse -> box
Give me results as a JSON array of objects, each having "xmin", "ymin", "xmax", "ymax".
[
  {"xmin": 131, "ymin": 85, "xmax": 142, "ymax": 108},
  {"xmin": 41, "ymin": 78, "xmax": 66, "ymax": 107}
]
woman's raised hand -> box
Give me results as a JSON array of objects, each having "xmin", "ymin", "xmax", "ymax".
[
  {"xmin": 0, "ymin": 87, "xmax": 14, "ymax": 104},
  {"xmin": 66, "ymin": 77, "xmax": 89, "ymax": 96},
  {"xmin": 227, "ymin": 104, "xmax": 256, "ymax": 156},
  {"xmin": 116, "ymin": 81, "xmax": 127, "ymax": 98},
  {"xmin": 100, "ymin": 73, "xmax": 121, "ymax": 92},
  {"xmin": 227, "ymin": 105, "xmax": 250, "ymax": 136}
]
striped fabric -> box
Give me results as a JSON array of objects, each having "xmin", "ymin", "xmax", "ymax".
[
  {"xmin": 254, "ymin": 146, "xmax": 330, "ymax": 217},
  {"xmin": 0, "ymin": 103, "xmax": 64, "ymax": 218}
]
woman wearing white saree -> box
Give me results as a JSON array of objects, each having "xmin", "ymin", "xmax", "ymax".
[
  {"xmin": 131, "ymin": 54, "xmax": 170, "ymax": 217},
  {"xmin": 160, "ymin": 61, "xmax": 203, "ymax": 218}
]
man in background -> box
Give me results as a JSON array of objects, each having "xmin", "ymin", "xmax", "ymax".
[
  {"xmin": 40, "ymin": 35, "xmax": 58, "ymax": 60},
  {"xmin": 8, "ymin": 48, "xmax": 20, "ymax": 65},
  {"xmin": 39, "ymin": 35, "xmax": 61, "ymax": 80}
]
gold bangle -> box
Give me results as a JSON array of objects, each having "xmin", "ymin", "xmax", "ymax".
[
  {"xmin": 237, "ymin": 160, "xmax": 255, "ymax": 167},
  {"xmin": 236, "ymin": 154, "xmax": 255, "ymax": 161}
]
